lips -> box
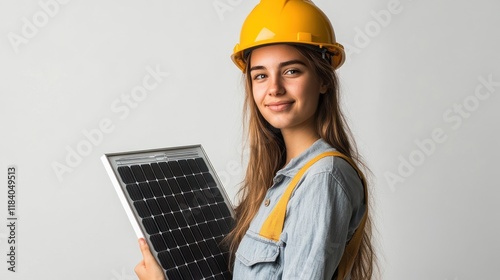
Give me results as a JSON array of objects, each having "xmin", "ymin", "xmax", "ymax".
[{"xmin": 265, "ymin": 101, "xmax": 294, "ymax": 112}]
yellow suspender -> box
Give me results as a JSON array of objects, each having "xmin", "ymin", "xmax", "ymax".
[{"xmin": 258, "ymin": 151, "xmax": 368, "ymax": 280}]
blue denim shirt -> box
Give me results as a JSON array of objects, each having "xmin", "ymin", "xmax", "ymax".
[{"xmin": 233, "ymin": 139, "xmax": 366, "ymax": 280}]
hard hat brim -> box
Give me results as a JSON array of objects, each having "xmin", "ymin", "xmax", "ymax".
[{"xmin": 231, "ymin": 42, "xmax": 345, "ymax": 73}]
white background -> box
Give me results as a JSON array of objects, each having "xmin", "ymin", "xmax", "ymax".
[{"xmin": 1, "ymin": 0, "xmax": 499, "ymax": 279}]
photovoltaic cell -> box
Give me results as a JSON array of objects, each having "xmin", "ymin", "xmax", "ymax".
[{"xmin": 102, "ymin": 145, "xmax": 234, "ymax": 280}]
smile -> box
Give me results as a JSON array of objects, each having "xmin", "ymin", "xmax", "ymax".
[{"xmin": 265, "ymin": 101, "xmax": 294, "ymax": 112}]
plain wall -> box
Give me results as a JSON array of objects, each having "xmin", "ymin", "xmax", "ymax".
[{"xmin": 0, "ymin": 0, "xmax": 499, "ymax": 279}]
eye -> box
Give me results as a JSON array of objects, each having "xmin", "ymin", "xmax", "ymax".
[
  {"xmin": 284, "ymin": 69, "xmax": 301, "ymax": 75},
  {"xmin": 253, "ymin": 73, "xmax": 266, "ymax": 80}
]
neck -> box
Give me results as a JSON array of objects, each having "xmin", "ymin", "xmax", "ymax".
[{"xmin": 281, "ymin": 125, "xmax": 320, "ymax": 165}]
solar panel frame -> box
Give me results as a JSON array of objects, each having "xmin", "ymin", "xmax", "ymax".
[{"xmin": 101, "ymin": 145, "xmax": 235, "ymax": 280}]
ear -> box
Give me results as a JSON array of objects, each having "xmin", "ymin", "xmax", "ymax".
[{"xmin": 319, "ymin": 81, "xmax": 328, "ymax": 94}]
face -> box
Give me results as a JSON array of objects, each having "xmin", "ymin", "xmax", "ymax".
[{"xmin": 249, "ymin": 44, "xmax": 327, "ymax": 133}]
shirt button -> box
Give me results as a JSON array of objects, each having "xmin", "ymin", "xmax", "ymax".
[{"xmin": 264, "ymin": 199, "xmax": 270, "ymax": 207}]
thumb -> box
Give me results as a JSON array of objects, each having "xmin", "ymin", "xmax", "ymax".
[{"xmin": 138, "ymin": 238, "xmax": 156, "ymax": 264}]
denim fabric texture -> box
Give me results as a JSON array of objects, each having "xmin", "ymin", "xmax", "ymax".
[{"xmin": 233, "ymin": 139, "xmax": 366, "ymax": 280}]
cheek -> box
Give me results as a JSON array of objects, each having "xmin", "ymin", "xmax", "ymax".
[
  {"xmin": 252, "ymin": 91, "xmax": 258, "ymax": 105},
  {"xmin": 302, "ymin": 84, "xmax": 322, "ymax": 110},
  {"xmin": 252, "ymin": 86, "xmax": 265, "ymax": 105},
  {"xmin": 251, "ymin": 93, "xmax": 266, "ymax": 117},
  {"xmin": 251, "ymin": 92, "xmax": 263, "ymax": 115}
]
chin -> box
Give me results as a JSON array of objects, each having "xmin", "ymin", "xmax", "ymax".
[{"xmin": 267, "ymin": 123, "xmax": 290, "ymax": 131}]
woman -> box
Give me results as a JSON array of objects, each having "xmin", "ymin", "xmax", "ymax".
[{"xmin": 136, "ymin": 0, "xmax": 375, "ymax": 279}]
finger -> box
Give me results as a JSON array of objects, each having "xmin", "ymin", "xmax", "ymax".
[{"xmin": 138, "ymin": 238, "xmax": 156, "ymax": 264}]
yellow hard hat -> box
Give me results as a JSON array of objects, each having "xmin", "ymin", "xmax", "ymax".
[{"xmin": 231, "ymin": 0, "xmax": 345, "ymax": 72}]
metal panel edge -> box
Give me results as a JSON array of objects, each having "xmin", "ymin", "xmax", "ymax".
[
  {"xmin": 100, "ymin": 154, "xmax": 144, "ymax": 239},
  {"xmin": 104, "ymin": 144, "xmax": 202, "ymax": 159}
]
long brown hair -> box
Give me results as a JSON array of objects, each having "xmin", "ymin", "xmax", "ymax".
[{"xmin": 225, "ymin": 44, "xmax": 376, "ymax": 279}]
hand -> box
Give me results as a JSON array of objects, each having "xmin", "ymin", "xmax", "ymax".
[{"xmin": 135, "ymin": 238, "xmax": 166, "ymax": 280}]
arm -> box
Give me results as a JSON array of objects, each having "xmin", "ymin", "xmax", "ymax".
[{"xmin": 282, "ymin": 169, "xmax": 364, "ymax": 279}]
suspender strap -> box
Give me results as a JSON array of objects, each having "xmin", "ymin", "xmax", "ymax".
[{"xmin": 258, "ymin": 151, "xmax": 368, "ymax": 280}]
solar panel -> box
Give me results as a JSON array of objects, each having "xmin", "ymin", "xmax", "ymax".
[{"xmin": 101, "ymin": 145, "xmax": 235, "ymax": 280}]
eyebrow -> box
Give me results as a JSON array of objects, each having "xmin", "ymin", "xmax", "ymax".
[{"xmin": 249, "ymin": 59, "xmax": 307, "ymax": 72}]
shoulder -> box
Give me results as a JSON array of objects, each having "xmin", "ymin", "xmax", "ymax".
[{"xmin": 296, "ymin": 154, "xmax": 365, "ymax": 207}]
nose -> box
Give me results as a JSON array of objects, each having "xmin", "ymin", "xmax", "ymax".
[{"xmin": 267, "ymin": 75, "xmax": 285, "ymax": 96}]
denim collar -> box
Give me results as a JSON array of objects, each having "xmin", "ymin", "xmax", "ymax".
[{"xmin": 275, "ymin": 138, "xmax": 334, "ymax": 179}]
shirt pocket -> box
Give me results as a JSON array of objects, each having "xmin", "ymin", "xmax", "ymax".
[{"xmin": 236, "ymin": 231, "xmax": 282, "ymax": 272}]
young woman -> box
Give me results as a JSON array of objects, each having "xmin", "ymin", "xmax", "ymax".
[{"xmin": 135, "ymin": 0, "xmax": 375, "ymax": 279}]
